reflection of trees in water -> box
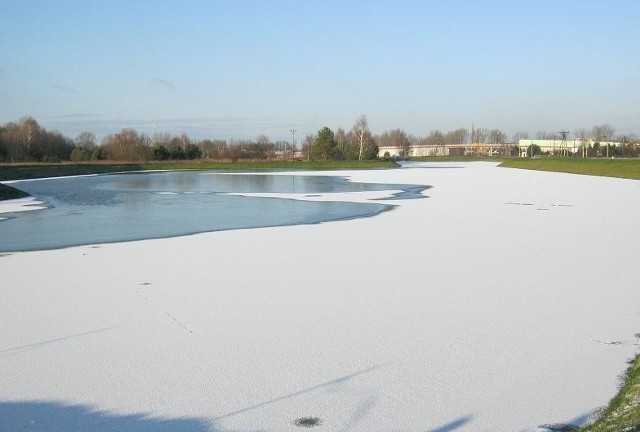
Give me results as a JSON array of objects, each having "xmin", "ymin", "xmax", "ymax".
[
  {"xmin": 15, "ymin": 171, "xmax": 429, "ymax": 199},
  {"xmin": 1, "ymin": 172, "xmax": 429, "ymax": 252},
  {"xmin": 204, "ymin": 174, "xmax": 277, "ymax": 193}
]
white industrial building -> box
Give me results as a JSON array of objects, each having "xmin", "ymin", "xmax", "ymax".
[
  {"xmin": 377, "ymin": 139, "xmax": 624, "ymax": 158},
  {"xmin": 378, "ymin": 143, "xmax": 510, "ymax": 158},
  {"xmin": 517, "ymin": 139, "xmax": 621, "ymax": 157}
]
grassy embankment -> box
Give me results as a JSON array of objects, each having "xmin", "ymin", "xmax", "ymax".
[
  {"xmin": 582, "ymin": 355, "xmax": 640, "ymax": 432},
  {"xmin": 0, "ymin": 183, "xmax": 29, "ymax": 200},
  {"xmin": 500, "ymin": 157, "xmax": 640, "ymax": 180},
  {"xmin": 0, "ymin": 160, "xmax": 396, "ymax": 200}
]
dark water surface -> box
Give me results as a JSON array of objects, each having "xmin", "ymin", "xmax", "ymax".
[{"xmin": 0, "ymin": 171, "xmax": 428, "ymax": 252}]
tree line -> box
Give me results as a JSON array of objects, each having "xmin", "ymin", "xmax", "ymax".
[
  {"xmin": 0, "ymin": 117, "xmax": 293, "ymax": 163},
  {"xmin": 0, "ymin": 116, "xmax": 637, "ymax": 163},
  {"xmin": 0, "ymin": 115, "xmax": 381, "ymax": 163}
]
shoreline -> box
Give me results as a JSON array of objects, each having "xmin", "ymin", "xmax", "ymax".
[{"xmin": 1, "ymin": 162, "xmax": 638, "ymax": 431}]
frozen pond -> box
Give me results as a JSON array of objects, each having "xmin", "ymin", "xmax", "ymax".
[
  {"xmin": 0, "ymin": 171, "xmax": 428, "ymax": 252},
  {"xmin": 1, "ymin": 163, "xmax": 639, "ymax": 431}
]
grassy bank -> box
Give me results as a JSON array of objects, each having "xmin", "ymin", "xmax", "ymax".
[
  {"xmin": 499, "ymin": 158, "xmax": 640, "ymax": 180},
  {"xmin": 0, "ymin": 183, "xmax": 30, "ymax": 200},
  {"xmin": 0, "ymin": 163, "xmax": 146, "ymax": 181},
  {"xmin": 582, "ymin": 354, "xmax": 640, "ymax": 431},
  {"xmin": 142, "ymin": 159, "xmax": 397, "ymax": 172},
  {"xmin": 0, "ymin": 159, "xmax": 397, "ymax": 182},
  {"xmin": 410, "ymin": 156, "xmax": 503, "ymax": 162}
]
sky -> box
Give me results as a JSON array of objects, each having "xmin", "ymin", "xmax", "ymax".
[{"xmin": 1, "ymin": 0, "xmax": 639, "ymax": 143}]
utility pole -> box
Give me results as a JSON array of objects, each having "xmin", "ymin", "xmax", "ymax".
[
  {"xmin": 289, "ymin": 129, "xmax": 297, "ymax": 161},
  {"xmin": 558, "ymin": 131, "xmax": 569, "ymax": 157}
]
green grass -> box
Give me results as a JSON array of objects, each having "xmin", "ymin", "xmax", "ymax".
[
  {"xmin": 409, "ymin": 156, "xmax": 503, "ymax": 162},
  {"xmin": 499, "ymin": 157, "xmax": 640, "ymax": 180},
  {"xmin": 139, "ymin": 159, "xmax": 397, "ymax": 172},
  {"xmin": 0, "ymin": 183, "xmax": 29, "ymax": 200},
  {"xmin": 0, "ymin": 163, "xmax": 146, "ymax": 181},
  {"xmin": 581, "ymin": 354, "xmax": 640, "ymax": 431}
]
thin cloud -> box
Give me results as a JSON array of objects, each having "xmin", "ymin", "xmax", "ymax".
[
  {"xmin": 54, "ymin": 113, "xmax": 99, "ymax": 119},
  {"xmin": 152, "ymin": 78, "xmax": 176, "ymax": 90},
  {"xmin": 45, "ymin": 115, "xmax": 315, "ymax": 142},
  {"xmin": 54, "ymin": 84, "xmax": 79, "ymax": 94},
  {"xmin": 142, "ymin": 116, "xmax": 311, "ymax": 139}
]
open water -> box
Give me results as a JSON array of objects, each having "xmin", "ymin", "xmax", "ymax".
[{"xmin": 0, "ymin": 171, "xmax": 428, "ymax": 252}]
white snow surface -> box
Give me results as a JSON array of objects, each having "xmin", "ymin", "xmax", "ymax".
[
  {"xmin": 1, "ymin": 162, "xmax": 639, "ymax": 432},
  {"xmin": 0, "ymin": 197, "xmax": 47, "ymax": 220}
]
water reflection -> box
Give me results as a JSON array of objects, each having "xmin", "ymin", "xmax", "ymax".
[{"xmin": 0, "ymin": 171, "xmax": 429, "ymax": 252}]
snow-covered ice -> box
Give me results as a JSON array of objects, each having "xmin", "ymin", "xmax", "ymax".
[
  {"xmin": 1, "ymin": 162, "xmax": 638, "ymax": 431},
  {"xmin": 0, "ymin": 197, "xmax": 47, "ymax": 221}
]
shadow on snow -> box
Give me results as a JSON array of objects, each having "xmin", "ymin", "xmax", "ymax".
[{"xmin": 0, "ymin": 400, "xmax": 215, "ymax": 432}]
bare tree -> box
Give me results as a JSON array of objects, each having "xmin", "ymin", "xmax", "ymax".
[
  {"xmin": 179, "ymin": 133, "xmax": 190, "ymax": 152},
  {"xmin": 424, "ymin": 130, "xmax": 446, "ymax": 156},
  {"xmin": 198, "ymin": 139, "xmax": 226, "ymax": 159},
  {"xmin": 488, "ymin": 129, "xmax": 507, "ymax": 144},
  {"xmin": 335, "ymin": 127, "xmax": 347, "ymax": 155},
  {"xmin": 102, "ymin": 128, "xmax": 151, "ymax": 161},
  {"xmin": 0, "ymin": 117, "xmax": 75, "ymax": 161},
  {"xmin": 70, "ymin": 131, "xmax": 97, "ymax": 161},
  {"xmin": 512, "ymin": 131, "xmax": 529, "ymax": 143},
  {"xmin": 591, "ymin": 124, "xmax": 615, "ymax": 142},
  {"xmin": 256, "ymin": 134, "xmax": 270, "ymax": 146},
  {"xmin": 301, "ymin": 134, "xmax": 314, "ymax": 161},
  {"xmin": 16, "ymin": 117, "xmax": 40, "ymax": 161},
  {"xmin": 75, "ymin": 132, "xmax": 96, "ymax": 151},
  {"xmin": 352, "ymin": 115, "xmax": 372, "ymax": 160},
  {"xmin": 574, "ymin": 128, "xmax": 588, "ymax": 139},
  {"xmin": 256, "ymin": 134, "xmax": 272, "ymax": 159},
  {"xmin": 153, "ymin": 132, "xmax": 172, "ymax": 147},
  {"xmin": 591, "ymin": 124, "xmax": 615, "ymax": 157},
  {"xmin": 536, "ymin": 131, "xmax": 556, "ymax": 140},
  {"xmin": 472, "ymin": 128, "xmax": 489, "ymax": 143},
  {"xmin": 424, "ymin": 130, "xmax": 445, "ymax": 146},
  {"xmin": 381, "ymin": 129, "xmax": 410, "ymax": 158},
  {"xmin": 445, "ymin": 128, "xmax": 469, "ymax": 145}
]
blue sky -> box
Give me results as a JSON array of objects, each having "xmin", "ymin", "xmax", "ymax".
[{"xmin": 1, "ymin": 0, "xmax": 639, "ymax": 142}]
